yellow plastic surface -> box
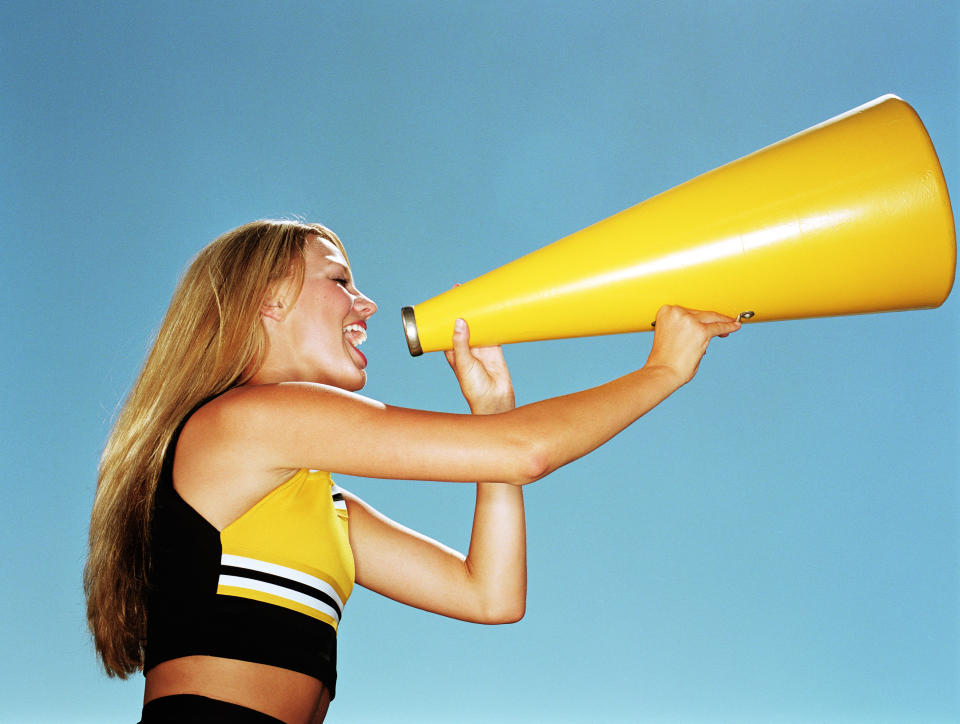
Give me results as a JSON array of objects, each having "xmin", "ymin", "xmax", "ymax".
[{"xmin": 405, "ymin": 95, "xmax": 956, "ymax": 354}]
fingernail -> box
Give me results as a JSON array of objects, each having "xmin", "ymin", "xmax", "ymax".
[{"xmin": 455, "ymin": 318, "xmax": 466, "ymax": 333}]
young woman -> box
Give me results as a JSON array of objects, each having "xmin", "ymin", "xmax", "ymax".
[{"xmin": 85, "ymin": 219, "xmax": 739, "ymax": 723}]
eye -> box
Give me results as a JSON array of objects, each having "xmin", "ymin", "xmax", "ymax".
[{"xmin": 333, "ymin": 277, "xmax": 349, "ymax": 286}]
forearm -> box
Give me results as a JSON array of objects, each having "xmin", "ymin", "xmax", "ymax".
[
  {"xmin": 501, "ymin": 363, "xmax": 683, "ymax": 481},
  {"xmin": 498, "ymin": 306, "xmax": 738, "ymax": 481},
  {"xmin": 463, "ymin": 481, "xmax": 526, "ymax": 622}
]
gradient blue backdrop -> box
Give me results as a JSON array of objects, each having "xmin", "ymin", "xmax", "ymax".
[{"xmin": 2, "ymin": 2, "xmax": 957, "ymax": 722}]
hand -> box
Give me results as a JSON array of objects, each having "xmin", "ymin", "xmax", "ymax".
[
  {"xmin": 444, "ymin": 318, "xmax": 516, "ymax": 415},
  {"xmin": 644, "ymin": 305, "xmax": 740, "ymax": 387}
]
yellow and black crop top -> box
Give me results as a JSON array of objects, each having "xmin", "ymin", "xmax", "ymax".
[{"xmin": 144, "ymin": 403, "xmax": 355, "ymax": 698}]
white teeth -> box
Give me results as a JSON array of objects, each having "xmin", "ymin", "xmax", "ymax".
[{"xmin": 343, "ymin": 323, "xmax": 367, "ymax": 347}]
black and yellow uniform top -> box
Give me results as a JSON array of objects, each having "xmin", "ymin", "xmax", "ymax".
[{"xmin": 145, "ymin": 408, "xmax": 355, "ymax": 698}]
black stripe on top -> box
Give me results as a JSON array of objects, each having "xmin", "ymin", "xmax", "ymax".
[{"xmin": 219, "ymin": 564, "xmax": 343, "ymax": 618}]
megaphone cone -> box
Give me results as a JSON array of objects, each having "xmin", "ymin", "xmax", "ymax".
[{"xmin": 401, "ymin": 95, "xmax": 956, "ymax": 356}]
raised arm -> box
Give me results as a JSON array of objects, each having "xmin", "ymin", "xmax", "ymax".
[
  {"xmin": 344, "ymin": 329, "xmax": 525, "ymax": 623},
  {"xmin": 191, "ymin": 305, "xmax": 739, "ymax": 488}
]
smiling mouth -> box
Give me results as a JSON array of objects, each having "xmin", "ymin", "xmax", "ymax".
[{"xmin": 343, "ymin": 322, "xmax": 367, "ymax": 348}]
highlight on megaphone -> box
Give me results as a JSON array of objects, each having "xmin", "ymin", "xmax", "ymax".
[{"xmin": 400, "ymin": 94, "xmax": 956, "ymax": 356}]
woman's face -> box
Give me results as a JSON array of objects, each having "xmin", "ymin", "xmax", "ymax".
[{"xmin": 269, "ymin": 235, "xmax": 377, "ymax": 390}]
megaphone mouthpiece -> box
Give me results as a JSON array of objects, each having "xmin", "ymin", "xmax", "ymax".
[{"xmin": 401, "ymin": 306, "xmax": 423, "ymax": 357}]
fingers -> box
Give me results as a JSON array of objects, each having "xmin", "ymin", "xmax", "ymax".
[
  {"xmin": 673, "ymin": 306, "xmax": 737, "ymax": 324},
  {"xmin": 647, "ymin": 305, "xmax": 742, "ymax": 385},
  {"xmin": 696, "ymin": 311, "xmax": 737, "ymax": 325},
  {"xmin": 447, "ymin": 317, "xmax": 508, "ymax": 372},
  {"xmin": 694, "ymin": 310, "xmax": 741, "ymax": 339},
  {"xmin": 707, "ymin": 319, "xmax": 741, "ymax": 338},
  {"xmin": 657, "ymin": 305, "xmax": 741, "ymax": 338},
  {"xmin": 444, "ymin": 318, "xmax": 516, "ymax": 413}
]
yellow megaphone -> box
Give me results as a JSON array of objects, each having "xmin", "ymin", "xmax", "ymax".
[{"xmin": 401, "ymin": 94, "xmax": 956, "ymax": 356}]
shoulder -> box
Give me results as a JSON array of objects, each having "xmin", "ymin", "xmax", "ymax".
[
  {"xmin": 171, "ymin": 386, "xmax": 355, "ymax": 526},
  {"xmin": 178, "ymin": 382, "xmax": 388, "ymax": 473},
  {"xmin": 173, "ymin": 386, "xmax": 304, "ymax": 472}
]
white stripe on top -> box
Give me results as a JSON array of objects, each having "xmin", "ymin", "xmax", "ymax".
[
  {"xmin": 219, "ymin": 554, "xmax": 345, "ymax": 614},
  {"xmin": 218, "ymin": 574, "xmax": 342, "ymax": 624},
  {"xmin": 330, "ymin": 483, "xmax": 347, "ymax": 511}
]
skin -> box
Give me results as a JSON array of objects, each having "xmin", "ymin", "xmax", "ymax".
[{"xmin": 143, "ymin": 235, "xmax": 739, "ymax": 723}]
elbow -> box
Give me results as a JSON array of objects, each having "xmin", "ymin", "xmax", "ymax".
[
  {"xmin": 467, "ymin": 568, "xmax": 527, "ymax": 624},
  {"xmin": 507, "ymin": 437, "xmax": 552, "ymax": 486},
  {"xmin": 479, "ymin": 598, "xmax": 526, "ymax": 625},
  {"xmin": 499, "ymin": 600, "xmax": 526, "ymax": 624}
]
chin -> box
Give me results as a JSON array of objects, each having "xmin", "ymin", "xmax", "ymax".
[{"xmin": 334, "ymin": 369, "xmax": 366, "ymax": 392}]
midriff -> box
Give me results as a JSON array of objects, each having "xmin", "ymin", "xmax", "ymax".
[{"xmin": 144, "ymin": 655, "xmax": 330, "ymax": 724}]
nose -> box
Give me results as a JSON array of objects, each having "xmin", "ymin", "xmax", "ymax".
[{"xmin": 353, "ymin": 290, "xmax": 377, "ymax": 319}]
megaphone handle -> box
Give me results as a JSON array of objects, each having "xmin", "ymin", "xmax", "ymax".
[{"xmin": 651, "ymin": 310, "xmax": 754, "ymax": 328}]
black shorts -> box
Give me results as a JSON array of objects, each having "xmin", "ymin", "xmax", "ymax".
[{"xmin": 139, "ymin": 694, "xmax": 284, "ymax": 723}]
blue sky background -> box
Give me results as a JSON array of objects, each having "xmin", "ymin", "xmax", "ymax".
[{"xmin": 2, "ymin": 2, "xmax": 957, "ymax": 722}]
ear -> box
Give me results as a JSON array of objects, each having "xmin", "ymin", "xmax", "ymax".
[{"xmin": 260, "ymin": 297, "xmax": 286, "ymax": 322}]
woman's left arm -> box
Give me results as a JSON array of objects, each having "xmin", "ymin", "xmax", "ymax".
[{"xmin": 345, "ymin": 322, "xmax": 526, "ymax": 623}]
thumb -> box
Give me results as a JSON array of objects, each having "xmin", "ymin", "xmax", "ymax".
[{"xmin": 446, "ymin": 318, "xmax": 473, "ymax": 371}]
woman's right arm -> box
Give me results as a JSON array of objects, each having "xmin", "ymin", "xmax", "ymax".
[{"xmin": 197, "ymin": 305, "xmax": 739, "ymax": 486}]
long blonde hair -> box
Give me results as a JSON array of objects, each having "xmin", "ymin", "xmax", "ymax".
[{"xmin": 85, "ymin": 219, "xmax": 346, "ymax": 677}]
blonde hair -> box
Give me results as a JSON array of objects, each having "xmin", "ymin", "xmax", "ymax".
[{"xmin": 84, "ymin": 219, "xmax": 346, "ymax": 677}]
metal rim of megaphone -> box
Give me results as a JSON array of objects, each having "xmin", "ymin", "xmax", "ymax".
[{"xmin": 401, "ymin": 306, "xmax": 423, "ymax": 357}]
